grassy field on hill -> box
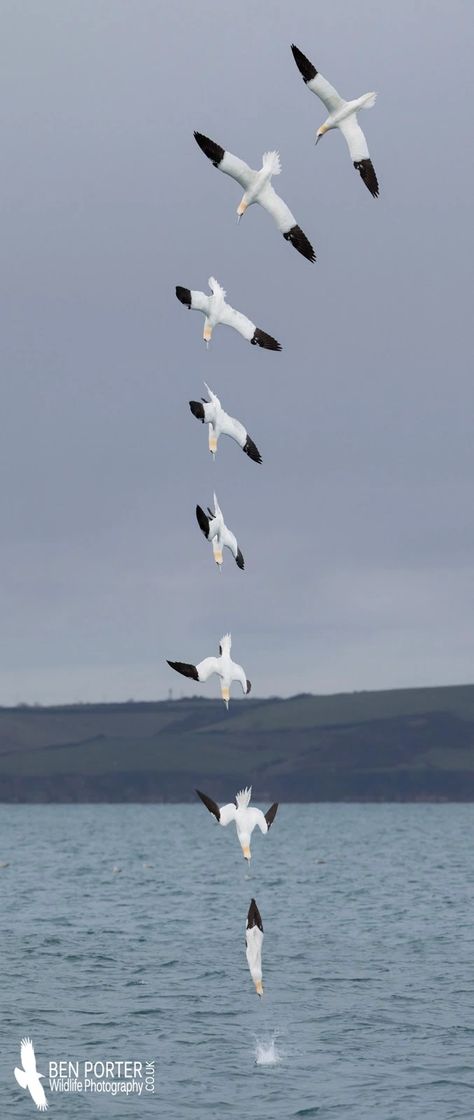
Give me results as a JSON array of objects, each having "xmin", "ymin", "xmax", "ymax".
[{"xmin": 1, "ymin": 684, "xmax": 474, "ymax": 801}]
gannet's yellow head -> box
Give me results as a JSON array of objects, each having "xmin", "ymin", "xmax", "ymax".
[
  {"xmin": 208, "ymin": 433, "xmax": 217, "ymax": 457},
  {"xmin": 237, "ymin": 198, "xmax": 248, "ymax": 222},
  {"xmin": 255, "ymin": 979, "xmax": 263, "ymax": 997},
  {"xmin": 221, "ymin": 685, "xmax": 230, "ymax": 708},
  {"xmin": 315, "ymin": 125, "xmax": 327, "ymax": 145},
  {"xmin": 214, "ymin": 549, "xmax": 223, "ymax": 569},
  {"xmin": 242, "ymin": 845, "xmax": 251, "ymax": 862}
]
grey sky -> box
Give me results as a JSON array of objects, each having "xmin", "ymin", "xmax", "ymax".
[{"xmin": 1, "ymin": 0, "xmax": 472, "ymax": 704}]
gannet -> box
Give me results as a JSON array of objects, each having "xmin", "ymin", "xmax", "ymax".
[
  {"xmin": 196, "ymin": 786, "xmax": 278, "ymax": 862},
  {"xmin": 196, "ymin": 493, "xmax": 244, "ymax": 572},
  {"xmin": 291, "ymin": 44, "xmax": 379, "ymax": 198},
  {"xmin": 194, "ymin": 132, "xmax": 316, "ymax": 262},
  {"xmin": 14, "ymin": 1039, "xmax": 48, "ymax": 1111},
  {"xmin": 189, "ymin": 382, "xmax": 262, "ymax": 463},
  {"xmin": 167, "ymin": 633, "xmax": 250, "ymax": 708},
  {"xmin": 246, "ymin": 898, "xmax": 264, "ymax": 997},
  {"xmin": 176, "ymin": 276, "xmax": 282, "ymax": 349}
]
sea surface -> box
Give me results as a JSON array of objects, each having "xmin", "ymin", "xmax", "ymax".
[{"xmin": 0, "ymin": 804, "xmax": 473, "ymax": 1119}]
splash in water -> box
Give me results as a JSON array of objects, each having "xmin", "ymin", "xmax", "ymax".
[{"xmin": 254, "ymin": 1034, "xmax": 282, "ymax": 1066}]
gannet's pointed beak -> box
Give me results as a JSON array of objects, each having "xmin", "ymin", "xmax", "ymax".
[
  {"xmin": 221, "ymin": 685, "xmax": 230, "ymax": 709},
  {"xmin": 237, "ymin": 199, "xmax": 247, "ymax": 223},
  {"xmin": 255, "ymin": 980, "xmax": 263, "ymax": 997},
  {"xmin": 315, "ymin": 134, "xmax": 321, "ymax": 146}
]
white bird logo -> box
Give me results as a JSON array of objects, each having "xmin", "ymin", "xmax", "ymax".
[{"xmin": 14, "ymin": 1038, "xmax": 48, "ymax": 1111}]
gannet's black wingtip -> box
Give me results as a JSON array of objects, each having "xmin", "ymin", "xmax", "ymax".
[
  {"xmin": 265, "ymin": 802, "xmax": 278, "ymax": 830},
  {"xmin": 290, "ymin": 44, "xmax": 318, "ymax": 83},
  {"xmin": 236, "ymin": 549, "xmax": 245, "ymax": 570},
  {"xmin": 196, "ymin": 789, "xmax": 221, "ymax": 821},
  {"xmin": 247, "ymin": 898, "xmax": 263, "ymax": 932},
  {"xmin": 167, "ymin": 660, "xmax": 199, "ymax": 681},
  {"xmin": 196, "ymin": 505, "xmax": 210, "ymax": 538},
  {"xmin": 283, "ymin": 224, "xmax": 316, "ymax": 262},
  {"xmin": 243, "ymin": 436, "xmax": 262, "ymax": 465},
  {"xmin": 251, "ymin": 328, "xmax": 282, "ymax": 351},
  {"xmin": 194, "ymin": 131, "xmax": 225, "ymax": 168},
  {"xmin": 189, "ymin": 400, "xmax": 205, "ymax": 421},
  {"xmin": 176, "ymin": 285, "xmax": 192, "ymax": 307},
  {"xmin": 354, "ymin": 159, "xmax": 379, "ymax": 198}
]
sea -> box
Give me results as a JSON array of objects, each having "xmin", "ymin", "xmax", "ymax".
[{"xmin": 0, "ymin": 803, "xmax": 473, "ymax": 1119}]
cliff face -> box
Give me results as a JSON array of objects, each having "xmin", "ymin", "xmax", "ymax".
[{"xmin": 1, "ymin": 685, "xmax": 474, "ymax": 802}]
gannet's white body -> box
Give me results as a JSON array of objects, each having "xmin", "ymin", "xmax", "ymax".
[
  {"xmin": 167, "ymin": 633, "xmax": 251, "ymax": 708},
  {"xmin": 189, "ymin": 383, "xmax": 262, "ymax": 463},
  {"xmin": 196, "ymin": 786, "xmax": 278, "ymax": 861},
  {"xmin": 176, "ymin": 276, "xmax": 282, "ymax": 350},
  {"xmin": 194, "ymin": 133, "xmax": 316, "ymax": 262},
  {"xmin": 291, "ymin": 44, "xmax": 379, "ymax": 198},
  {"xmin": 196, "ymin": 493, "xmax": 244, "ymax": 571},
  {"xmin": 246, "ymin": 898, "xmax": 264, "ymax": 996}
]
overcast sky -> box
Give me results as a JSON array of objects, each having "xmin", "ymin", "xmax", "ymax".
[{"xmin": 0, "ymin": 0, "xmax": 472, "ymax": 704}]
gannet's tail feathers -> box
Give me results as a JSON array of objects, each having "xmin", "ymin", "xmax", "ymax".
[
  {"xmin": 208, "ymin": 276, "xmax": 226, "ymax": 300},
  {"xmin": 236, "ymin": 786, "xmax": 252, "ymax": 809},
  {"xmin": 265, "ymin": 802, "xmax": 278, "ymax": 830},
  {"xmin": 262, "ymin": 150, "xmax": 281, "ymax": 176}
]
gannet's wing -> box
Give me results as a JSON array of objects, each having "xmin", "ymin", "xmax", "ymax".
[
  {"xmin": 20, "ymin": 1039, "xmax": 37, "ymax": 1076},
  {"xmin": 247, "ymin": 898, "xmax": 264, "ymax": 932},
  {"xmin": 246, "ymin": 898, "xmax": 264, "ymax": 993},
  {"xmin": 167, "ymin": 656, "xmax": 220, "ymax": 683},
  {"xmin": 194, "ymin": 132, "xmax": 255, "ymax": 190},
  {"xmin": 291, "ymin": 45, "xmax": 345, "ymax": 112},
  {"xmin": 195, "ymin": 656, "xmax": 221, "ymax": 682},
  {"xmin": 265, "ymin": 802, "xmax": 278, "ymax": 829},
  {"xmin": 176, "ymin": 286, "xmax": 210, "ymax": 315},
  {"xmin": 338, "ymin": 116, "xmax": 379, "ymax": 197},
  {"xmin": 195, "ymin": 789, "xmax": 237, "ymax": 825},
  {"xmin": 14, "ymin": 1068, "xmax": 28, "ymax": 1089},
  {"xmin": 258, "ymin": 182, "xmax": 316, "ymax": 262},
  {"xmin": 196, "ymin": 506, "xmax": 219, "ymax": 540},
  {"xmin": 189, "ymin": 399, "xmax": 215, "ymax": 424},
  {"xmin": 219, "ymin": 303, "xmax": 282, "ymax": 351},
  {"xmin": 230, "ymin": 661, "xmax": 251, "ymax": 695},
  {"xmin": 221, "ymin": 524, "xmax": 244, "ymax": 569},
  {"xmin": 246, "ymin": 807, "xmax": 269, "ymax": 834},
  {"xmin": 219, "ymin": 411, "xmax": 262, "ymax": 464}
]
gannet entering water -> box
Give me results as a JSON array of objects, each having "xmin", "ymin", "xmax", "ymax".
[
  {"xmin": 195, "ymin": 786, "xmax": 278, "ymax": 861},
  {"xmin": 194, "ymin": 133, "xmax": 316, "ymax": 262},
  {"xmin": 167, "ymin": 633, "xmax": 250, "ymax": 708},
  {"xmin": 196, "ymin": 493, "xmax": 244, "ymax": 572},
  {"xmin": 246, "ymin": 898, "xmax": 264, "ymax": 997},
  {"xmin": 14, "ymin": 1039, "xmax": 48, "ymax": 1112},
  {"xmin": 189, "ymin": 382, "xmax": 262, "ymax": 463},
  {"xmin": 291, "ymin": 44, "xmax": 379, "ymax": 198},
  {"xmin": 176, "ymin": 277, "xmax": 282, "ymax": 350}
]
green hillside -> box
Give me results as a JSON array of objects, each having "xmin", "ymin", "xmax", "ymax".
[{"xmin": 1, "ymin": 684, "xmax": 474, "ymax": 801}]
